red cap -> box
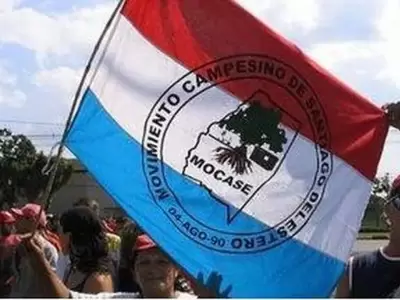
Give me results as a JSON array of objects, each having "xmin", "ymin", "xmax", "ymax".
[
  {"xmin": 393, "ymin": 175, "xmax": 400, "ymax": 191},
  {"xmin": 135, "ymin": 234, "xmax": 157, "ymax": 252},
  {"xmin": 20, "ymin": 204, "xmax": 47, "ymax": 226},
  {"xmin": 10, "ymin": 208, "xmax": 24, "ymax": 217},
  {"xmin": 0, "ymin": 211, "xmax": 15, "ymax": 224}
]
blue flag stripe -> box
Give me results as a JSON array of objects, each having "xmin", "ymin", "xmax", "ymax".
[{"xmin": 66, "ymin": 88, "xmax": 344, "ymax": 297}]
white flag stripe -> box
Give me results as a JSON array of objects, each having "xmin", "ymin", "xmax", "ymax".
[{"xmin": 87, "ymin": 16, "xmax": 371, "ymax": 262}]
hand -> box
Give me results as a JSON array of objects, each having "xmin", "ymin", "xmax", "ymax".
[
  {"xmin": 382, "ymin": 102, "xmax": 400, "ymax": 130},
  {"xmin": 194, "ymin": 271, "xmax": 232, "ymax": 298},
  {"xmin": 20, "ymin": 234, "xmax": 47, "ymax": 268},
  {"xmin": 23, "ymin": 235, "xmax": 70, "ymax": 298}
]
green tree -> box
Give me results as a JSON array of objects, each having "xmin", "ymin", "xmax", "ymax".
[
  {"xmin": 215, "ymin": 102, "xmax": 287, "ymax": 175},
  {"xmin": 371, "ymin": 173, "xmax": 391, "ymax": 199},
  {"xmin": 0, "ymin": 128, "xmax": 73, "ymax": 209},
  {"xmin": 361, "ymin": 173, "xmax": 391, "ymax": 231}
]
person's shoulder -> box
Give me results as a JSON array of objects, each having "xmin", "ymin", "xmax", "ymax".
[
  {"xmin": 348, "ymin": 249, "xmax": 384, "ymax": 279},
  {"xmin": 83, "ymin": 272, "xmax": 114, "ymax": 294},
  {"xmin": 88, "ymin": 271, "xmax": 113, "ymax": 281},
  {"xmin": 70, "ymin": 291, "xmax": 140, "ymax": 298},
  {"xmin": 88, "ymin": 271, "xmax": 114, "ymax": 284},
  {"xmin": 106, "ymin": 233, "xmax": 121, "ymax": 252},
  {"xmin": 41, "ymin": 237, "xmax": 59, "ymax": 267},
  {"xmin": 106, "ymin": 233, "xmax": 121, "ymax": 241},
  {"xmin": 176, "ymin": 291, "xmax": 198, "ymax": 299},
  {"xmin": 351, "ymin": 250, "xmax": 379, "ymax": 264},
  {"xmin": 351, "ymin": 249, "xmax": 379, "ymax": 258},
  {"xmin": 42, "ymin": 238, "xmax": 58, "ymax": 256},
  {"xmin": 108, "ymin": 292, "xmax": 140, "ymax": 298}
]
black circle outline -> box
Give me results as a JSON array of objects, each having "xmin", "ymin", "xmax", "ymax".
[
  {"xmin": 143, "ymin": 57, "xmax": 330, "ymax": 235},
  {"xmin": 141, "ymin": 54, "xmax": 333, "ymax": 253},
  {"xmin": 146, "ymin": 63, "xmax": 327, "ymax": 232},
  {"xmin": 158, "ymin": 77, "xmax": 320, "ymax": 234}
]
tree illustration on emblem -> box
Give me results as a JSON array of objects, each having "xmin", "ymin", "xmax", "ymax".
[{"xmin": 215, "ymin": 101, "xmax": 287, "ymax": 175}]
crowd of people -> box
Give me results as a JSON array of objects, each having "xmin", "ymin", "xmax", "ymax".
[
  {"xmin": 0, "ymin": 102, "xmax": 399, "ymax": 298},
  {"xmin": 0, "ymin": 198, "xmax": 202, "ymax": 298}
]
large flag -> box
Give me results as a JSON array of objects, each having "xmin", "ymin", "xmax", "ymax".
[{"xmin": 65, "ymin": 0, "xmax": 388, "ymax": 297}]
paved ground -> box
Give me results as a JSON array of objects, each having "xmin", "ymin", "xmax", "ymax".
[{"xmin": 353, "ymin": 239, "xmax": 387, "ymax": 253}]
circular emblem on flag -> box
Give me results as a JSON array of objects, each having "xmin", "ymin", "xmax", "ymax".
[{"xmin": 142, "ymin": 55, "xmax": 332, "ymax": 254}]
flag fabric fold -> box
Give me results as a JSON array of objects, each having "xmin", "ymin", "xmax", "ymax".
[{"xmin": 66, "ymin": 0, "xmax": 388, "ymax": 297}]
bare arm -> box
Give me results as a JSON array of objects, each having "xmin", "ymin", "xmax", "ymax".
[
  {"xmin": 23, "ymin": 235, "xmax": 71, "ymax": 298},
  {"xmin": 335, "ymin": 272, "xmax": 350, "ymax": 298},
  {"xmin": 83, "ymin": 273, "xmax": 114, "ymax": 294}
]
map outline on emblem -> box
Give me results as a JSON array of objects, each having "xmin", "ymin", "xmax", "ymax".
[
  {"xmin": 182, "ymin": 90, "xmax": 302, "ymax": 224},
  {"xmin": 141, "ymin": 54, "xmax": 333, "ymax": 254}
]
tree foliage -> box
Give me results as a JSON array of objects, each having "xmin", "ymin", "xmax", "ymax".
[
  {"xmin": 361, "ymin": 173, "xmax": 392, "ymax": 231},
  {"xmin": 371, "ymin": 173, "xmax": 391, "ymax": 199},
  {"xmin": 215, "ymin": 102, "xmax": 287, "ymax": 175},
  {"xmin": 218, "ymin": 102, "xmax": 287, "ymax": 152},
  {"xmin": 0, "ymin": 128, "xmax": 73, "ymax": 209}
]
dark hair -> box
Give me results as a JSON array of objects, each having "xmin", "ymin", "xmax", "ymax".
[
  {"xmin": 116, "ymin": 222, "xmax": 142, "ymax": 293},
  {"xmin": 0, "ymin": 224, "xmax": 14, "ymax": 236},
  {"xmin": 46, "ymin": 214, "xmax": 60, "ymax": 233},
  {"xmin": 119, "ymin": 222, "xmax": 140, "ymax": 268},
  {"xmin": 73, "ymin": 198, "xmax": 100, "ymax": 216},
  {"xmin": 60, "ymin": 207, "xmax": 110, "ymax": 274}
]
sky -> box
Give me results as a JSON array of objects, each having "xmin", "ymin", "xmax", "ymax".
[{"xmin": 0, "ymin": 0, "xmax": 399, "ymax": 179}]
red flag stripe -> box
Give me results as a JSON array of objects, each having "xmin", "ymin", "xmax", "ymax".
[{"xmin": 121, "ymin": 0, "xmax": 388, "ymax": 181}]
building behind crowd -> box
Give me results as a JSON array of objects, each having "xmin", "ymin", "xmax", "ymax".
[{"xmin": 49, "ymin": 159, "xmax": 122, "ymax": 216}]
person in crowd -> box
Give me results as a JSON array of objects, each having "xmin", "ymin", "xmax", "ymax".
[
  {"xmin": 47, "ymin": 213, "xmax": 60, "ymax": 233},
  {"xmin": 42, "ymin": 214, "xmax": 62, "ymax": 253},
  {"xmin": 0, "ymin": 211, "xmax": 20, "ymax": 297},
  {"xmin": 106, "ymin": 228, "xmax": 122, "ymax": 268},
  {"xmin": 115, "ymin": 217, "xmax": 129, "ymax": 234},
  {"xmin": 116, "ymin": 221, "xmax": 193, "ymax": 294},
  {"xmin": 0, "ymin": 210, "xmax": 19, "ymax": 248},
  {"xmin": 21, "ymin": 232, "xmax": 229, "ymax": 298},
  {"xmin": 44, "ymin": 226, "xmax": 62, "ymax": 253},
  {"xmin": 117, "ymin": 221, "xmax": 142, "ymax": 293},
  {"xmin": 57, "ymin": 235, "xmax": 71, "ymax": 279},
  {"xmin": 9, "ymin": 203, "xmax": 59, "ymax": 297},
  {"xmin": 11, "ymin": 204, "xmax": 61, "ymax": 252},
  {"xmin": 127, "ymin": 234, "xmax": 196, "ymax": 298},
  {"xmin": 60, "ymin": 206, "xmax": 114, "ymax": 294},
  {"xmin": 73, "ymin": 198, "xmax": 121, "ymax": 275},
  {"xmin": 336, "ymin": 175, "xmax": 400, "ymax": 297},
  {"xmin": 103, "ymin": 218, "xmax": 116, "ymax": 234},
  {"xmin": 74, "ymin": 197, "xmax": 101, "ymax": 215}
]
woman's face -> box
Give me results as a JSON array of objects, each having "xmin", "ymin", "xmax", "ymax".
[{"xmin": 134, "ymin": 248, "xmax": 178, "ymax": 295}]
